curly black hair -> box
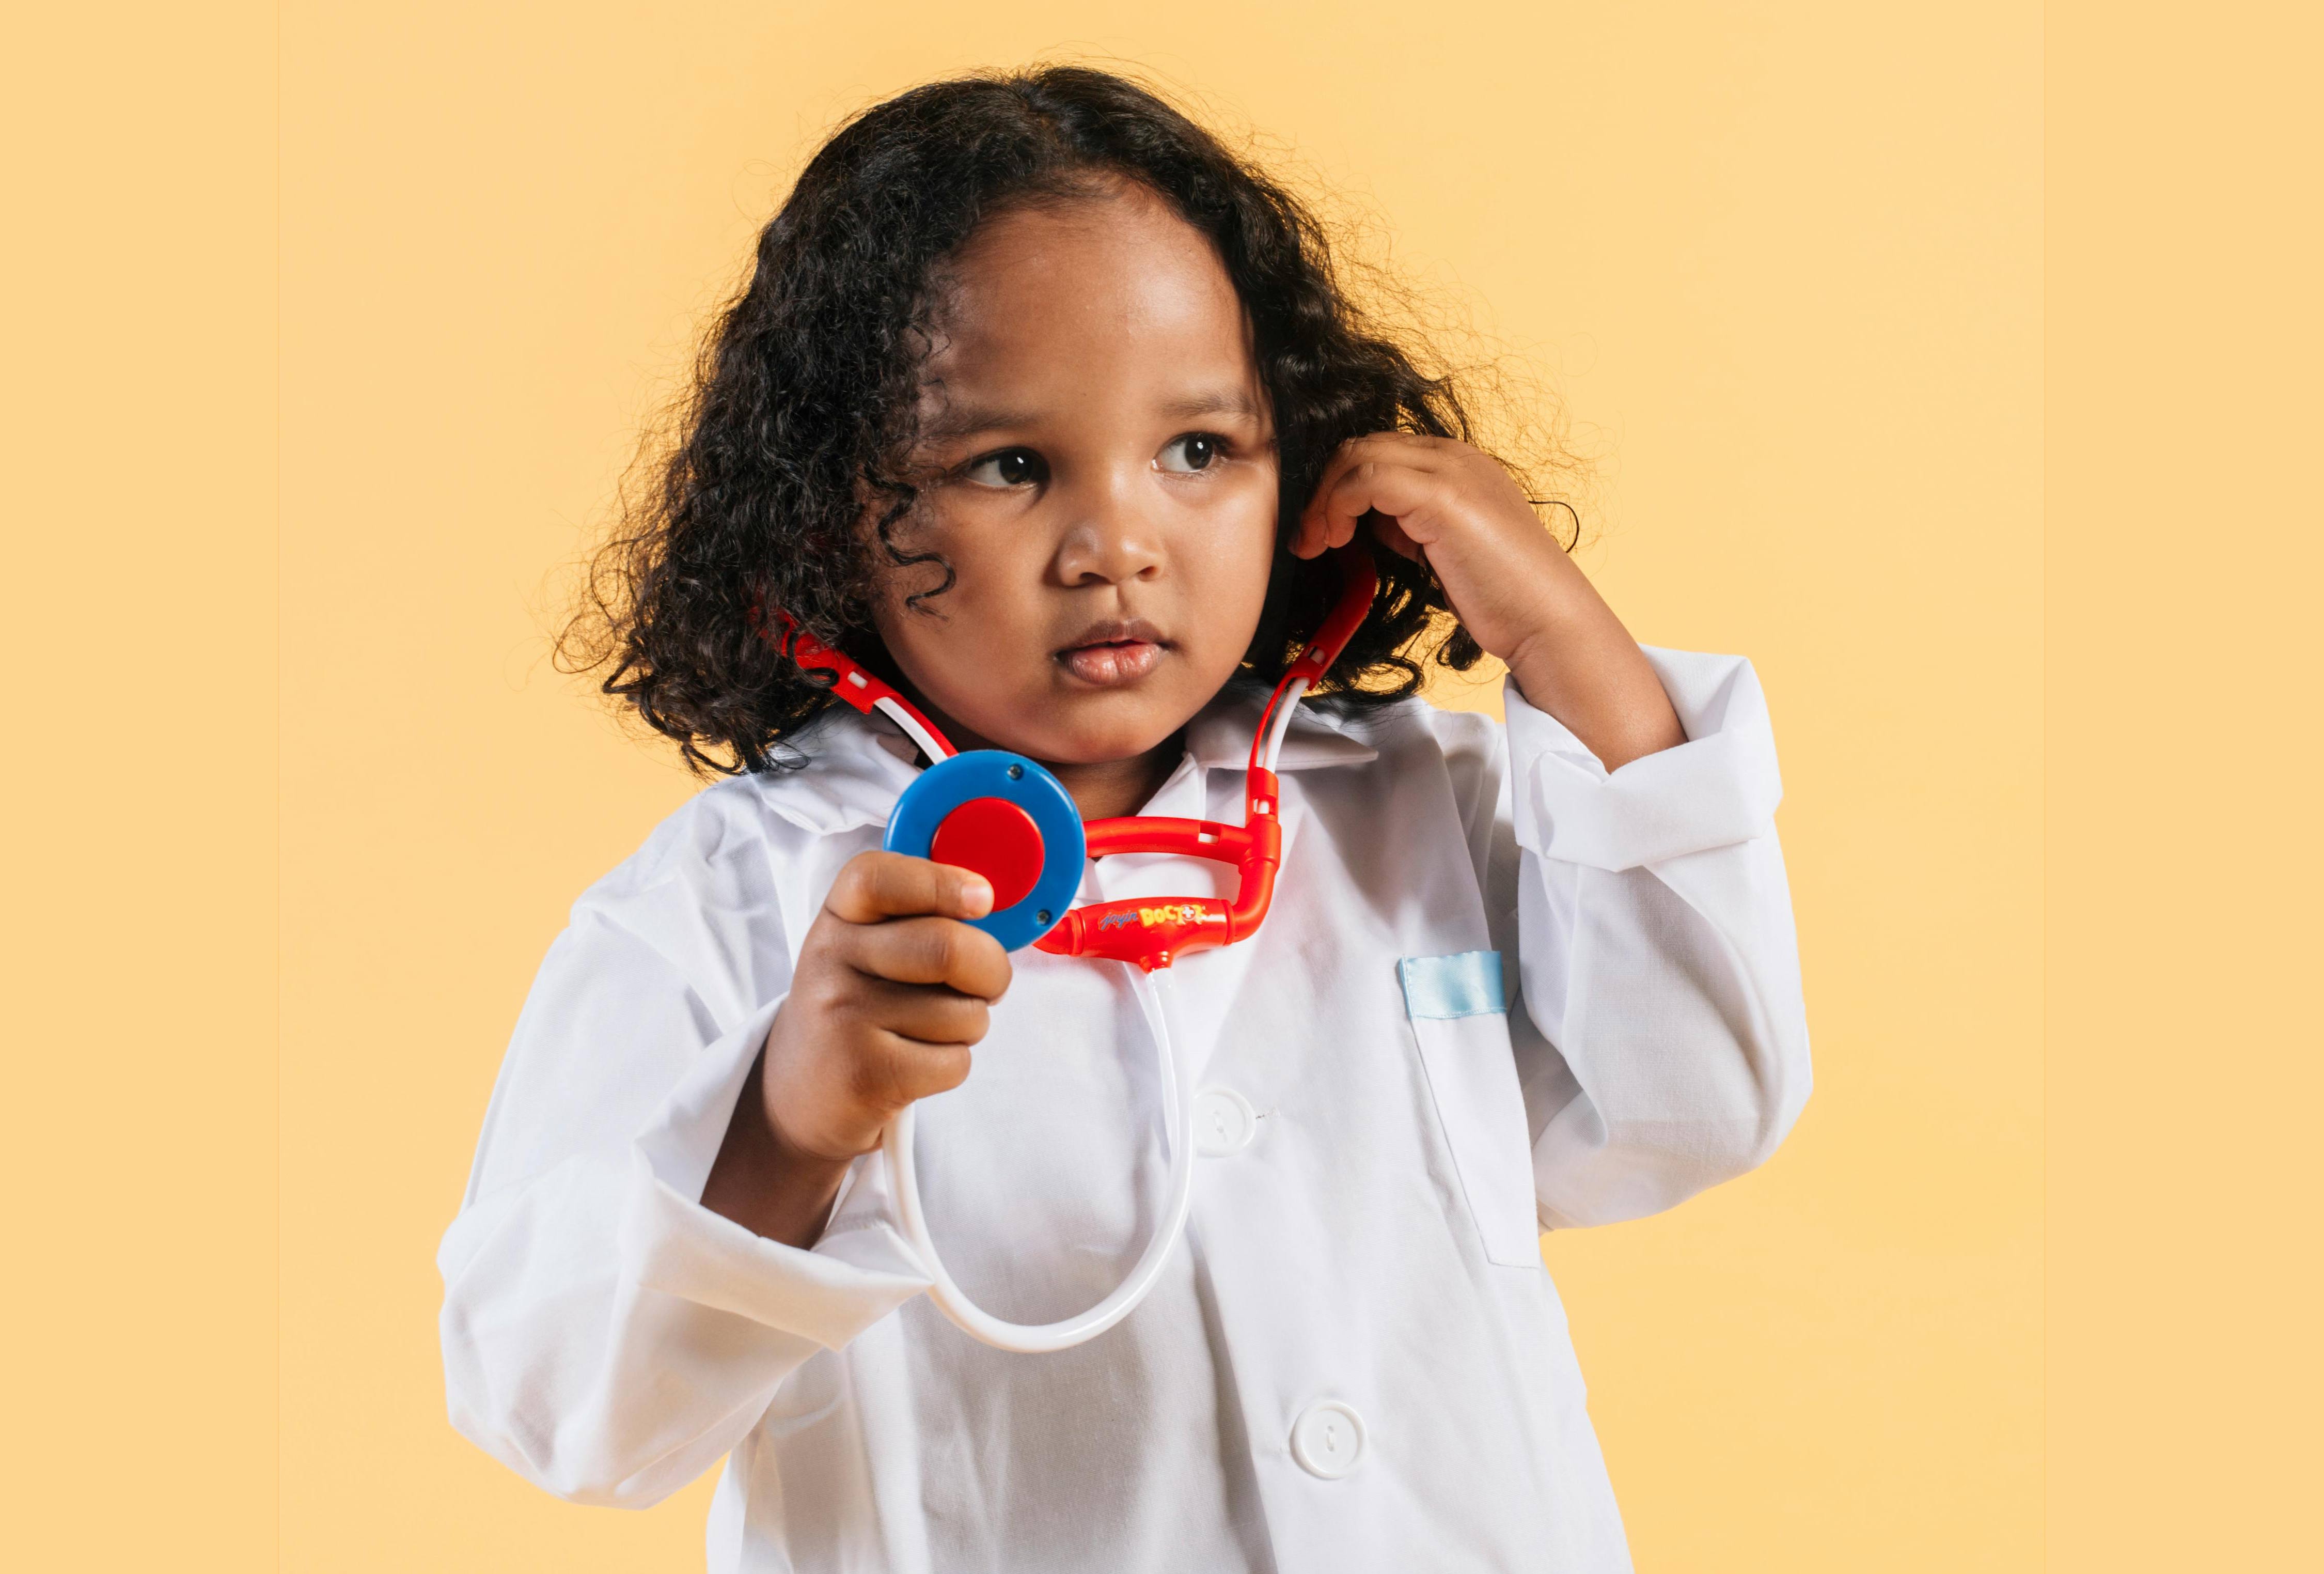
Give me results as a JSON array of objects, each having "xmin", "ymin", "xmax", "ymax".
[{"xmin": 562, "ymin": 65, "xmax": 1576, "ymax": 775}]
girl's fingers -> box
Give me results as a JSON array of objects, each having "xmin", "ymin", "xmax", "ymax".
[
  {"xmin": 1297, "ymin": 456, "xmax": 1444, "ymax": 558},
  {"xmin": 1296, "ymin": 437, "xmax": 1399, "ymax": 553},
  {"xmin": 849, "ymin": 914, "xmax": 1013, "ymax": 1000},
  {"xmin": 1369, "ymin": 512, "xmax": 1427, "ymax": 563},
  {"xmin": 855, "ymin": 1034, "xmax": 974, "ymax": 1109},
  {"xmin": 1295, "ymin": 433, "xmax": 1450, "ymax": 556},
  {"xmin": 825, "ymin": 850, "xmax": 993, "ymax": 925},
  {"xmin": 859, "ymin": 977, "xmax": 992, "ymax": 1046}
]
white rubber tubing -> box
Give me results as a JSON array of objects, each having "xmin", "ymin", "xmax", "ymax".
[
  {"xmin": 1261, "ymin": 677, "xmax": 1309, "ymax": 772},
  {"xmin": 883, "ymin": 965, "xmax": 1196, "ymax": 1353}
]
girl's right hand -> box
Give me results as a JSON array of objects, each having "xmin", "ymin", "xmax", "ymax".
[
  {"xmin": 703, "ymin": 850, "xmax": 1010, "ymax": 1246},
  {"xmin": 765, "ymin": 850, "xmax": 1011, "ymax": 1159}
]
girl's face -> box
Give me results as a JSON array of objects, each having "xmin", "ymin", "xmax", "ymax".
[{"xmin": 866, "ymin": 181, "xmax": 1280, "ymax": 773}]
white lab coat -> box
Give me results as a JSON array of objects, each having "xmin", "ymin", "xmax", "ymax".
[{"xmin": 439, "ymin": 647, "xmax": 1811, "ymax": 1573}]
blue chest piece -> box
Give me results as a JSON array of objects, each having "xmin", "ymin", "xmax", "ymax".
[{"xmin": 884, "ymin": 751, "xmax": 1086, "ymax": 952}]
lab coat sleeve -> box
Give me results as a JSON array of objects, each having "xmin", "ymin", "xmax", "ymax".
[
  {"xmin": 436, "ymin": 861, "xmax": 931, "ymax": 1508},
  {"xmin": 1487, "ymin": 645, "xmax": 1812, "ymax": 1228}
]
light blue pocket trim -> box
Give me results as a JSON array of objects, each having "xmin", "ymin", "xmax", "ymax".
[{"xmin": 1397, "ymin": 951, "xmax": 1506, "ymax": 1020}]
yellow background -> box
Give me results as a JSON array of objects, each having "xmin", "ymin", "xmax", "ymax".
[{"xmin": 8, "ymin": 2, "xmax": 2316, "ymax": 1569}]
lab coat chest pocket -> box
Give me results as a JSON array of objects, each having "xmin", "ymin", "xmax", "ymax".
[{"xmin": 1400, "ymin": 952, "xmax": 1542, "ymax": 1269}]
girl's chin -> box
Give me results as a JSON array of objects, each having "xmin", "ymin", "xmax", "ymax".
[{"xmin": 983, "ymin": 697, "xmax": 1197, "ymax": 771}]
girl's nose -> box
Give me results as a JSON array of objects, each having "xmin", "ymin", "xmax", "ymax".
[{"xmin": 1052, "ymin": 469, "xmax": 1164, "ymax": 587}]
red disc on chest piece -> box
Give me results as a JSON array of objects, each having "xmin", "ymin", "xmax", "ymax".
[{"xmin": 930, "ymin": 796, "xmax": 1046, "ymax": 912}]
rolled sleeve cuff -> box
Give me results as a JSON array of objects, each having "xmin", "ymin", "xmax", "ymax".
[
  {"xmin": 620, "ymin": 993, "xmax": 930, "ymax": 1350},
  {"xmin": 1505, "ymin": 646, "xmax": 1784, "ymax": 871}
]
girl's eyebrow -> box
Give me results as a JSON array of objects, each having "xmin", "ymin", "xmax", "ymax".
[
  {"xmin": 917, "ymin": 388, "xmax": 1263, "ymax": 444},
  {"xmin": 918, "ymin": 402, "xmax": 1038, "ymax": 443},
  {"xmin": 1158, "ymin": 389, "xmax": 1263, "ymax": 422}
]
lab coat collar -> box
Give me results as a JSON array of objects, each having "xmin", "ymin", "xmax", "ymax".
[
  {"xmin": 748, "ymin": 708, "xmax": 920, "ymax": 837},
  {"xmin": 754, "ymin": 684, "xmax": 1379, "ymax": 837},
  {"xmin": 1182, "ymin": 683, "xmax": 1381, "ymax": 775}
]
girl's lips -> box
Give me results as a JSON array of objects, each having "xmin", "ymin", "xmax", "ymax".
[{"xmin": 1058, "ymin": 640, "xmax": 1163, "ymax": 686}]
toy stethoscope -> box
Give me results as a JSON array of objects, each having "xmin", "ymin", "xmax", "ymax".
[{"xmin": 766, "ymin": 549, "xmax": 1376, "ymax": 1352}]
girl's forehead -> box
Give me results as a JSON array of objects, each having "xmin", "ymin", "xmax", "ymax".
[{"xmin": 923, "ymin": 188, "xmax": 1261, "ymax": 420}]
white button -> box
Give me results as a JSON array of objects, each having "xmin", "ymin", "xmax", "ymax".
[
  {"xmin": 1192, "ymin": 1086, "xmax": 1258, "ymax": 1156},
  {"xmin": 1290, "ymin": 1400, "xmax": 1366, "ymax": 1478}
]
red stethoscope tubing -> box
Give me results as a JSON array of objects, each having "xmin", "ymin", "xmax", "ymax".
[{"xmin": 767, "ymin": 548, "xmax": 1377, "ymax": 971}]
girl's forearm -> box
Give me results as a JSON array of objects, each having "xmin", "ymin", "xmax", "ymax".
[{"xmin": 1504, "ymin": 574, "xmax": 1685, "ymax": 772}]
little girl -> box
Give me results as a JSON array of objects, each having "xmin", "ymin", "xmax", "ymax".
[{"xmin": 441, "ymin": 66, "xmax": 1810, "ymax": 1573}]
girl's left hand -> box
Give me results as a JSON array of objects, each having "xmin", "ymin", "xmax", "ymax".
[{"xmin": 1292, "ymin": 431, "xmax": 1685, "ymax": 770}]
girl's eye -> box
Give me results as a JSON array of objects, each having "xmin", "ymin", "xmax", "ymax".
[
  {"xmin": 1157, "ymin": 433, "xmax": 1224, "ymax": 474},
  {"xmin": 962, "ymin": 448, "xmax": 1047, "ymax": 488}
]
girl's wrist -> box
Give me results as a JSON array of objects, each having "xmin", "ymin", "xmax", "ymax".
[
  {"xmin": 1502, "ymin": 601, "xmax": 1683, "ymax": 772},
  {"xmin": 703, "ymin": 1053, "xmax": 855, "ymax": 1248}
]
